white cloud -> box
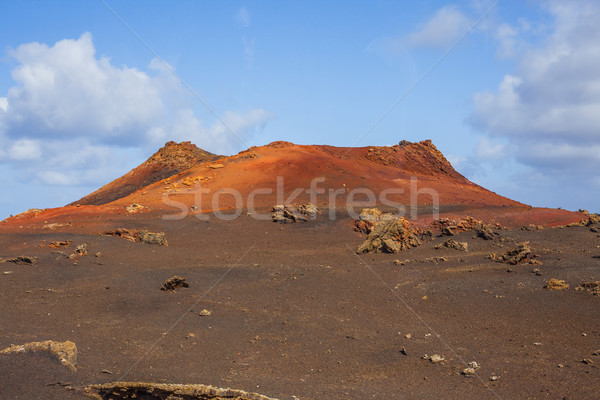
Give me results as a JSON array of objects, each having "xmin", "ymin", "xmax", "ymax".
[
  {"xmin": 406, "ymin": 6, "xmax": 473, "ymax": 49},
  {"xmin": 0, "ymin": 33, "xmax": 275, "ymax": 190},
  {"xmin": 149, "ymin": 108, "xmax": 274, "ymax": 155},
  {"xmin": 3, "ymin": 33, "xmax": 164, "ymax": 142},
  {"xmin": 8, "ymin": 139, "xmax": 42, "ymax": 161},
  {"xmin": 37, "ymin": 171, "xmax": 73, "ymax": 186},
  {"xmin": 475, "ymin": 137, "xmax": 505, "ymax": 161},
  {"xmin": 470, "ymin": 1, "xmax": 600, "ymax": 173}
]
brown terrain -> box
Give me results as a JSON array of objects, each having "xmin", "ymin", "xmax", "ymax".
[{"xmin": 0, "ymin": 140, "xmax": 598, "ymax": 399}]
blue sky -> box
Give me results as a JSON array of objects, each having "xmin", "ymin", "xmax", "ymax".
[{"xmin": 0, "ymin": 0, "xmax": 598, "ymax": 218}]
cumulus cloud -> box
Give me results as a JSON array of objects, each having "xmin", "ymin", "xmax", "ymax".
[
  {"xmin": 0, "ymin": 33, "xmax": 274, "ymax": 190},
  {"xmin": 1, "ymin": 33, "xmax": 164, "ymax": 143},
  {"xmin": 475, "ymin": 137, "xmax": 505, "ymax": 161},
  {"xmin": 406, "ymin": 5, "xmax": 473, "ymax": 49},
  {"xmin": 8, "ymin": 139, "xmax": 42, "ymax": 161},
  {"xmin": 149, "ymin": 108, "xmax": 274, "ymax": 154},
  {"xmin": 469, "ymin": 1, "xmax": 600, "ymax": 175}
]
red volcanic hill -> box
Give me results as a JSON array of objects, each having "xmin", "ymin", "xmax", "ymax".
[
  {"xmin": 3, "ymin": 139, "xmax": 585, "ymax": 228},
  {"xmin": 69, "ymin": 141, "xmax": 222, "ymax": 206}
]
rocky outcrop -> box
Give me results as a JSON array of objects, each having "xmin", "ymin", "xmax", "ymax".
[
  {"xmin": 84, "ymin": 382, "xmax": 278, "ymax": 400},
  {"xmin": 161, "ymin": 276, "xmax": 189, "ymax": 292},
  {"xmin": 488, "ymin": 242, "xmax": 532, "ymax": 265},
  {"xmin": 433, "ymin": 217, "xmax": 500, "ymax": 238},
  {"xmin": 1, "ymin": 340, "xmax": 77, "ymax": 371},
  {"xmin": 272, "ymin": 204, "xmax": 318, "ymax": 223},
  {"xmin": 3, "ymin": 256, "xmax": 37, "ymax": 264},
  {"xmin": 103, "ymin": 229, "xmax": 168, "ymax": 246},
  {"xmin": 354, "ymin": 208, "xmax": 396, "ymax": 234},
  {"xmin": 545, "ymin": 278, "xmax": 569, "ymax": 291},
  {"xmin": 435, "ymin": 239, "xmax": 468, "ymax": 252},
  {"xmin": 357, "ymin": 218, "xmax": 421, "ymax": 254}
]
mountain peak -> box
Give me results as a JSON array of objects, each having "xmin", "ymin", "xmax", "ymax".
[{"xmin": 70, "ymin": 141, "xmax": 221, "ymax": 206}]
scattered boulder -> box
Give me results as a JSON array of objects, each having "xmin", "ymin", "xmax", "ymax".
[
  {"xmin": 545, "ymin": 278, "xmax": 569, "ymax": 291},
  {"xmin": 462, "ymin": 361, "xmax": 480, "ymax": 376},
  {"xmin": 75, "ymin": 243, "xmax": 88, "ymax": 256},
  {"xmin": 272, "ymin": 204, "xmax": 318, "ymax": 223},
  {"xmin": 357, "ymin": 218, "xmax": 421, "ymax": 254},
  {"xmin": 208, "ymin": 163, "xmax": 225, "ymax": 169},
  {"xmin": 475, "ymin": 223, "xmax": 496, "ymax": 240},
  {"xmin": 576, "ymin": 281, "xmax": 600, "ymax": 295},
  {"xmin": 587, "ymin": 213, "xmax": 600, "ymax": 232},
  {"xmin": 432, "ymin": 217, "xmax": 500, "ymax": 237},
  {"xmin": 199, "ymin": 309, "xmax": 212, "ymax": 316},
  {"xmin": 3, "ymin": 256, "xmax": 37, "ymax": 265},
  {"xmin": 428, "ymin": 354, "xmax": 445, "ymax": 364},
  {"xmin": 434, "ymin": 239, "xmax": 468, "ymax": 252},
  {"xmin": 161, "ymin": 276, "xmax": 189, "ymax": 292},
  {"xmin": 104, "ymin": 229, "xmax": 168, "ymax": 246},
  {"xmin": 1, "ymin": 340, "xmax": 77, "ymax": 371},
  {"xmin": 521, "ymin": 224, "xmax": 543, "ymax": 231},
  {"xmin": 139, "ymin": 231, "xmax": 168, "ymax": 246},
  {"xmin": 84, "ymin": 382, "xmax": 277, "ymax": 400},
  {"xmin": 125, "ymin": 203, "xmax": 144, "ymax": 213},
  {"xmin": 488, "ymin": 242, "xmax": 532, "ymax": 265},
  {"xmin": 47, "ymin": 241, "xmax": 71, "ymax": 248},
  {"xmin": 103, "ymin": 228, "xmax": 139, "ymax": 242}
]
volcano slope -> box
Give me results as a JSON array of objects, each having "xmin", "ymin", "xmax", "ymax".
[
  {"xmin": 1, "ymin": 140, "xmax": 598, "ymax": 400},
  {"xmin": 69, "ymin": 141, "xmax": 222, "ymax": 206}
]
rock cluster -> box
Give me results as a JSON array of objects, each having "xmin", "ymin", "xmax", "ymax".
[
  {"xmin": 272, "ymin": 204, "xmax": 318, "ymax": 223},
  {"xmin": 103, "ymin": 229, "xmax": 168, "ymax": 246},
  {"xmin": 434, "ymin": 239, "xmax": 468, "ymax": 252},
  {"xmin": 357, "ymin": 217, "xmax": 421, "ymax": 254},
  {"xmin": 488, "ymin": 242, "xmax": 532, "ymax": 265}
]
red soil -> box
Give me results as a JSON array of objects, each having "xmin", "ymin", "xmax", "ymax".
[{"xmin": 0, "ymin": 140, "xmax": 585, "ymax": 231}]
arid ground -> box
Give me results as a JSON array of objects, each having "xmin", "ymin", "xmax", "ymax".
[{"xmin": 0, "ymin": 141, "xmax": 598, "ymax": 399}]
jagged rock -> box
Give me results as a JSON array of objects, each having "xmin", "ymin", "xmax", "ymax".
[
  {"xmin": 435, "ymin": 239, "xmax": 468, "ymax": 252},
  {"xmin": 84, "ymin": 382, "xmax": 278, "ymax": 400},
  {"xmin": 588, "ymin": 214, "xmax": 600, "ymax": 232},
  {"xmin": 3, "ymin": 256, "xmax": 37, "ymax": 264},
  {"xmin": 161, "ymin": 276, "xmax": 189, "ymax": 292},
  {"xmin": 489, "ymin": 242, "xmax": 532, "ymax": 265},
  {"xmin": 75, "ymin": 243, "xmax": 88, "ymax": 256},
  {"xmin": 271, "ymin": 204, "xmax": 318, "ymax": 223},
  {"xmin": 475, "ymin": 223, "xmax": 496, "ymax": 240},
  {"xmin": 545, "ymin": 278, "xmax": 569, "ymax": 291},
  {"xmin": 357, "ymin": 218, "xmax": 421, "ymax": 254},
  {"xmin": 429, "ymin": 354, "xmax": 445, "ymax": 364},
  {"xmin": 576, "ymin": 281, "xmax": 600, "ymax": 295},
  {"xmin": 433, "ymin": 217, "xmax": 501, "ymax": 237},
  {"xmin": 354, "ymin": 208, "xmax": 397, "ymax": 234},
  {"xmin": 139, "ymin": 231, "xmax": 168, "ymax": 246},
  {"xmin": 47, "ymin": 241, "xmax": 71, "ymax": 248},
  {"xmin": 104, "ymin": 229, "xmax": 168, "ymax": 246},
  {"xmin": 125, "ymin": 203, "xmax": 144, "ymax": 213},
  {"xmin": 1, "ymin": 340, "xmax": 77, "ymax": 371}
]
